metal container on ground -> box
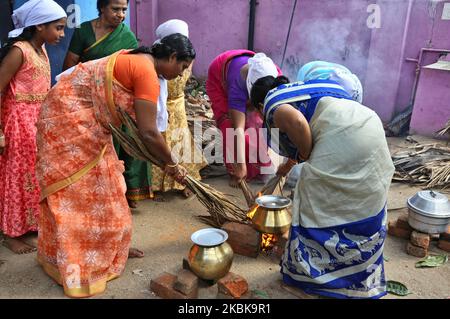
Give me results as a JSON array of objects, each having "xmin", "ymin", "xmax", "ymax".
[{"xmin": 407, "ymin": 190, "xmax": 450, "ymax": 234}]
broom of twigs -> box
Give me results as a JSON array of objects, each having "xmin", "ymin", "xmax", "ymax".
[
  {"xmin": 392, "ymin": 142, "xmax": 450, "ymax": 191},
  {"xmin": 109, "ymin": 108, "xmax": 247, "ymax": 227}
]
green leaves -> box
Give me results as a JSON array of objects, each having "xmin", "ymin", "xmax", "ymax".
[
  {"xmin": 252, "ymin": 289, "xmax": 270, "ymax": 299},
  {"xmin": 386, "ymin": 280, "xmax": 410, "ymax": 296},
  {"xmin": 415, "ymin": 254, "xmax": 448, "ymax": 268}
]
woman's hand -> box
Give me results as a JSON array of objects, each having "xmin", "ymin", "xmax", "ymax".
[
  {"xmin": 232, "ymin": 163, "xmax": 247, "ymax": 183},
  {"xmin": 276, "ymin": 159, "xmax": 296, "ymax": 177},
  {"xmin": 0, "ymin": 128, "xmax": 5, "ymax": 155},
  {"xmin": 165, "ymin": 163, "xmax": 188, "ymax": 184}
]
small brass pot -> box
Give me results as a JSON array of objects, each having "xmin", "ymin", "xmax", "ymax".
[
  {"xmin": 188, "ymin": 228, "xmax": 234, "ymax": 280},
  {"xmin": 252, "ymin": 195, "xmax": 292, "ymax": 234}
]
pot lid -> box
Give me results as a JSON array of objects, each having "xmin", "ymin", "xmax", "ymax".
[
  {"xmin": 191, "ymin": 228, "xmax": 228, "ymax": 247},
  {"xmin": 255, "ymin": 195, "xmax": 292, "ymax": 209},
  {"xmin": 407, "ymin": 190, "xmax": 450, "ymax": 218}
]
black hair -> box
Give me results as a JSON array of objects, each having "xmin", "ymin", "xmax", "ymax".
[
  {"xmin": 250, "ymin": 75, "xmax": 290, "ymax": 108},
  {"xmin": 0, "ymin": 26, "xmax": 36, "ymax": 63},
  {"xmin": 97, "ymin": 0, "xmax": 130, "ymax": 16},
  {"xmin": 129, "ymin": 33, "xmax": 196, "ymax": 62},
  {"xmin": 0, "ymin": 17, "xmax": 64, "ymax": 64}
]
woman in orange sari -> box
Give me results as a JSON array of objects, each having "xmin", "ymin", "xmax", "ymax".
[{"xmin": 36, "ymin": 34, "xmax": 194, "ymax": 298}]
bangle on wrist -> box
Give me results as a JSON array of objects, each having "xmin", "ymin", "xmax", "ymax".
[{"xmin": 166, "ymin": 161, "xmax": 179, "ymax": 168}]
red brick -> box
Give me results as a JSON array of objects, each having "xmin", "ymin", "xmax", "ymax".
[
  {"xmin": 273, "ymin": 231, "xmax": 289, "ymax": 259},
  {"xmin": 174, "ymin": 269, "xmax": 198, "ymax": 297},
  {"xmin": 388, "ymin": 221, "xmax": 412, "ymax": 239},
  {"xmin": 222, "ymin": 222, "xmax": 261, "ymax": 258},
  {"xmin": 406, "ymin": 242, "xmax": 427, "ymax": 258},
  {"xmin": 150, "ymin": 272, "xmax": 196, "ymax": 299},
  {"xmin": 438, "ymin": 239, "xmax": 450, "ymax": 252},
  {"xmin": 441, "ymin": 230, "xmax": 450, "ymax": 241},
  {"xmin": 217, "ymin": 272, "xmax": 248, "ymax": 299},
  {"xmin": 410, "ymin": 231, "xmax": 430, "ymax": 249},
  {"xmin": 396, "ymin": 214, "xmax": 413, "ymax": 231}
]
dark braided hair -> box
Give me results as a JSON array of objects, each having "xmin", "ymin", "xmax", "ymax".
[
  {"xmin": 250, "ymin": 75, "xmax": 290, "ymax": 108},
  {"xmin": 129, "ymin": 33, "xmax": 196, "ymax": 62},
  {"xmin": 97, "ymin": 0, "xmax": 130, "ymax": 16},
  {"xmin": 0, "ymin": 26, "xmax": 36, "ymax": 63}
]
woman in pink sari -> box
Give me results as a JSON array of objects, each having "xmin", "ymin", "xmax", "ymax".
[
  {"xmin": 0, "ymin": 0, "xmax": 66, "ymax": 254},
  {"xmin": 206, "ymin": 51, "xmax": 280, "ymax": 187}
]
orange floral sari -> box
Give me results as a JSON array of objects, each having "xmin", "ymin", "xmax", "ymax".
[{"xmin": 36, "ymin": 51, "xmax": 135, "ymax": 298}]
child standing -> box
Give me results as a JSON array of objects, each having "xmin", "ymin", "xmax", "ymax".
[{"xmin": 0, "ymin": 0, "xmax": 66, "ymax": 254}]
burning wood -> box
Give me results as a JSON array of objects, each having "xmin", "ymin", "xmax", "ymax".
[
  {"xmin": 261, "ymin": 233, "xmax": 278, "ymax": 252},
  {"xmin": 392, "ymin": 141, "xmax": 450, "ymax": 191}
]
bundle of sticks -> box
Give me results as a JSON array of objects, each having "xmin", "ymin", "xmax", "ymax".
[
  {"xmin": 392, "ymin": 142, "xmax": 450, "ymax": 191},
  {"xmin": 110, "ymin": 108, "xmax": 247, "ymax": 227},
  {"xmin": 239, "ymin": 175, "xmax": 287, "ymax": 208},
  {"xmin": 436, "ymin": 119, "xmax": 450, "ymax": 140}
]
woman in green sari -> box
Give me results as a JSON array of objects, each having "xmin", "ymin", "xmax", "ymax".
[{"xmin": 63, "ymin": 0, "xmax": 151, "ymax": 209}]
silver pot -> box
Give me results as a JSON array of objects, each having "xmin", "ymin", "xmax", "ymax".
[{"xmin": 407, "ymin": 190, "xmax": 450, "ymax": 234}]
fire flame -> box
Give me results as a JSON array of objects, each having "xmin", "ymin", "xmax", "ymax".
[
  {"xmin": 261, "ymin": 233, "xmax": 278, "ymax": 252},
  {"xmin": 246, "ymin": 192, "xmax": 262, "ymax": 220}
]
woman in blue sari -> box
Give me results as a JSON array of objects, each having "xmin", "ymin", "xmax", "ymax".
[{"xmin": 250, "ymin": 62, "xmax": 394, "ymax": 299}]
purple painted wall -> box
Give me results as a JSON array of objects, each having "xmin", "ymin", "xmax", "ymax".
[
  {"xmin": 130, "ymin": 0, "xmax": 450, "ymax": 134},
  {"xmin": 410, "ymin": 67, "xmax": 450, "ymax": 136}
]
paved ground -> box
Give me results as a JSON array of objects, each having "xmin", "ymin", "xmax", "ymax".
[{"xmin": 0, "ymin": 136, "xmax": 449, "ymax": 299}]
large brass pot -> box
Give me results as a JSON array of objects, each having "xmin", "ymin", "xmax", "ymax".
[
  {"xmin": 188, "ymin": 228, "xmax": 234, "ymax": 280},
  {"xmin": 252, "ymin": 195, "xmax": 292, "ymax": 234}
]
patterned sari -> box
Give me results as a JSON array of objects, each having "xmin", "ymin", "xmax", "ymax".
[
  {"xmin": 264, "ymin": 81, "xmax": 395, "ymax": 298},
  {"xmin": 68, "ymin": 21, "xmax": 150, "ymax": 202},
  {"xmin": 151, "ymin": 67, "xmax": 207, "ymax": 192},
  {"xmin": 0, "ymin": 41, "xmax": 50, "ymax": 238},
  {"xmin": 36, "ymin": 51, "xmax": 135, "ymax": 298}
]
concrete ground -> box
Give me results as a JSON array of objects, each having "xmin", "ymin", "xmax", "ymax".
[{"xmin": 0, "ymin": 136, "xmax": 449, "ymax": 299}]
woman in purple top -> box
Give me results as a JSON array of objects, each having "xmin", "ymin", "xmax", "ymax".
[{"xmin": 206, "ymin": 50, "xmax": 280, "ymax": 187}]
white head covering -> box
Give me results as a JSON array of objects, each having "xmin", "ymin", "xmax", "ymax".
[
  {"xmin": 155, "ymin": 19, "xmax": 189, "ymax": 41},
  {"xmin": 9, "ymin": 0, "xmax": 67, "ymax": 38},
  {"xmin": 246, "ymin": 53, "xmax": 278, "ymax": 96},
  {"xmin": 154, "ymin": 19, "xmax": 189, "ymax": 132},
  {"xmin": 297, "ymin": 61, "xmax": 363, "ymax": 103}
]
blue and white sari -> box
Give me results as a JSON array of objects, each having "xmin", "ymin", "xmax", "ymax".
[{"xmin": 264, "ymin": 80, "xmax": 395, "ymax": 299}]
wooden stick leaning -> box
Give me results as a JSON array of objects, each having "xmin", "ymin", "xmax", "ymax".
[{"xmin": 110, "ymin": 108, "xmax": 248, "ymax": 227}]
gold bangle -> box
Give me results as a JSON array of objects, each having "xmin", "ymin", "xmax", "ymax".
[{"xmin": 166, "ymin": 162, "xmax": 178, "ymax": 168}]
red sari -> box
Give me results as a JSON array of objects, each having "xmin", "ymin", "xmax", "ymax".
[{"xmin": 0, "ymin": 41, "xmax": 50, "ymax": 237}]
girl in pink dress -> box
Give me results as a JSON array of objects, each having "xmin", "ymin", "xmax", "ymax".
[{"xmin": 0, "ymin": 0, "xmax": 66, "ymax": 254}]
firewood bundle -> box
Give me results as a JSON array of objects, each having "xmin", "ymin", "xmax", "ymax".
[
  {"xmin": 392, "ymin": 142, "xmax": 450, "ymax": 191},
  {"xmin": 110, "ymin": 108, "xmax": 247, "ymax": 227}
]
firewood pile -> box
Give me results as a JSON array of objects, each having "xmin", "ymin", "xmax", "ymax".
[
  {"xmin": 392, "ymin": 141, "xmax": 450, "ymax": 191},
  {"xmin": 436, "ymin": 119, "xmax": 450, "ymax": 140},
  {"xmin": 184, "ymin": 76, "xmax": 220, "ymax": 150}
]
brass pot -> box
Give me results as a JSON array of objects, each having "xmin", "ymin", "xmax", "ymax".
[
  {"xmin": 188, "ymin": 228, "xmax": 234, "ymax": 280},
  {"xmin": 252, "ymin": 195, "xmax": 292, "ymax": 234}
]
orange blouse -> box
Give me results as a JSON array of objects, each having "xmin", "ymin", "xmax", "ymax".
[{"xmin": 113, "ymin": 53, "xmax": 160, "ymax": 103}]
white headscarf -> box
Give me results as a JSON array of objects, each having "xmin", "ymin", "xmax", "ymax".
[
  {"xmin": 297, "ymin": 61, "xmax": 363, "ymax": 103},
  {"xmin": 9, "ymin": 0, "xmax": 67, "ymax": 38},
  {"xmin": 154, "ymin": 19, "xmax": 189, "ymax": 132},
  {"xmin": 155, "ymin": 19, "xmax": 189, "ymax": 40},
  {"xmin": 246, "ymin": 53, "xmax": 278, "ymax": 96}
]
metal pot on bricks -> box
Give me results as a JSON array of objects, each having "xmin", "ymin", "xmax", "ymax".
[{"xmin": 407, "ymin": 190, "xmax": 450, "ymax": 234}]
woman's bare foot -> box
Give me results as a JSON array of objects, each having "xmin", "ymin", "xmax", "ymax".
[
  {"xmin": 3, "ymin": 237, "xmax": 37, "ymax": 254},
  {"xmin": 229, "ymin": 177, "xmax": 240, "ymax": 188},
  {"xmin": 152, "ymin": 192, "xmax": 165, "ymax": 202},
  {"xmin": 20, "ymin": 232, "xmax": 38, "ymax": 248},
  {"xmin": 181, "ymin": 188, "xmax": 194, "ymax": 199},
  {"xmin": 127, "ymin": 198, "xmax": 138, "ymax": 209},
  {"xmin": 128, "ymin": 247, "xmax": 144, "ymax": 258}
]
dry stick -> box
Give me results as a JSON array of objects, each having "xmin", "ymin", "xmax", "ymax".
[{"xmin": 111, "ymin": 108, "xmax": 247, "ymax": 226}]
